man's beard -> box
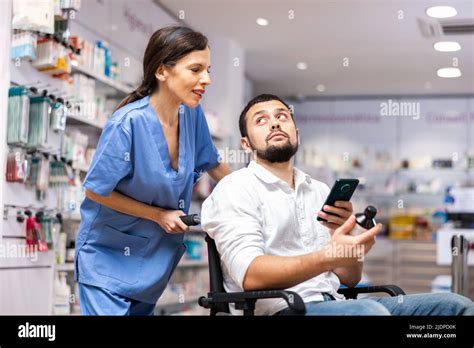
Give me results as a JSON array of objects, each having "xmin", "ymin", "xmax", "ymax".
[{"xmin": 253, "ymin": 139, "xmax": 298, "ymax": 163}]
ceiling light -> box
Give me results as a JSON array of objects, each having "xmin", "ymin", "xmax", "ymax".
[
  {"xmin": 256, "ymin": 17, "xmax": 269, "ymax": 26},
  {"xmin": 433, "ymin": 41, "xmax": 461, "ymax": 52},
  {"xmin": 316, "ymin": 84, "xmax": 326, "ymax": 92},
  {"xmin": 437, "ymin": 67, "xmax": 461, "ymax": 78},
  {"xmin": 426, "ymin": 6, "xmax": 457, "ymax": 18},
  {"xmin": 296, "ymin": 62, "xmax": 308, "ymax": 70}
]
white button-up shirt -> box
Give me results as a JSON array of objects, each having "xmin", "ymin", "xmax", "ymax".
[{"xmin": 201, "ymin": 160, "xmax": 344, "ymax": 315}]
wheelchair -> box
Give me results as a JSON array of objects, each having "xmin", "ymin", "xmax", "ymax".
[{"xmin": 198, "ymin": 234, "xmax": 406, "ymax": 316}]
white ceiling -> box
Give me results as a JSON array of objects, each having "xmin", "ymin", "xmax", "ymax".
[{"xmin": 158, "ymin": 0, "xmax": 474, "ymax": 98}]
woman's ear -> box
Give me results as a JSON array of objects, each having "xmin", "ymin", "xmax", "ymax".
[{"xmin": 155, "ymin": 64, "xmax": 167, "ymax": 82}]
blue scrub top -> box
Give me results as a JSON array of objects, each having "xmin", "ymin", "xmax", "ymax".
[{"xmin": 74, "ymin": 96, "xmax": 220, "ymax": 304}]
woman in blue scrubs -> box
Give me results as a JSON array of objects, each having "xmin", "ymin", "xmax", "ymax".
[{"xmin": 74, "ymin": 26, "xmax": 231, "ymax": 315}]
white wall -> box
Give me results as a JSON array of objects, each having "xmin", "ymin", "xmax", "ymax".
[
  {"xmin": 201, "ymin": 34, "xmax": 246, "ymax": 149},
  {"xmin": 244, "ymin": 75, "xmax": 255, "ymax": 107}
]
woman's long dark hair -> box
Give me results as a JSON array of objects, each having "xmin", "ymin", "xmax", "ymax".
[{"xmin": 115, "ymin": 26, "xmax": 208, "ymax": 111}]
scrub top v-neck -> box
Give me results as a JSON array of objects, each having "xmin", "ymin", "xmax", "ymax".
[
  {"xmin": 74, "ymin": 95, "xmax": 221, "ymax": 304},
  {"xmin": 146, "ymin": 102, "xmax": 185, "ymax": 181}
]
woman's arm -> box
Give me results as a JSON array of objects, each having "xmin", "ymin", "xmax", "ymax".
[
  {"xmin": 207, "ymin": 162, "xmax": 231, "ymax": 182},
  {"xmin": 85, "ymin": 189, "xmax": 189, "ymax": 233}
]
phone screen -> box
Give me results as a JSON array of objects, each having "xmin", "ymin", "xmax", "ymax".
[{"xmin": 317, "ymin": 179, "xmax": 359, "ymax": 222}]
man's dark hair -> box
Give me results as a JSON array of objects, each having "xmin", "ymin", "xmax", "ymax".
[{"xmin": 238, "ymin": 94, "xmax": 294, "ymax": 138}]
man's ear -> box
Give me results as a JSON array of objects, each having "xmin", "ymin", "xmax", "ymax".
[
  {"xmin": 155, "ymin": 64, "xmax": 168, "ymax": 82},
  {"xmin": 240, "ymin": 137, "xmax": 252, "ymax": 153},
  {"xmin": 296, "ymin": 127, "xmax": 300, "ymax": 146}
]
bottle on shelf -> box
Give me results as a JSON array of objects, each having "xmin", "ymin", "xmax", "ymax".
[
  {"xmin": 56, "ymin": 232, "xmax": 67, "ymax": 264},
  {"xmin": 183, "ymin": 235, "xmax": 203, "ymax": 261},
  {"xmin": 53, "ymin": 272, "xmax": 71, "ymax": 315},
  {"xmin": 443, "ymin": 186, "xmax": 455, "ymax": 213},
  {"xmin": 66, "ymin": 240, "xmax": 75, "ymax": 263}
]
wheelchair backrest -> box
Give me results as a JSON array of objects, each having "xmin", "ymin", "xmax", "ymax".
[
  {"xmin": 204, "ymin": 234, "xmax": 226, "ymax": 293},
  {"xmin": 204, "ymin": 234, "xmax": 231, "ymax": 313}
]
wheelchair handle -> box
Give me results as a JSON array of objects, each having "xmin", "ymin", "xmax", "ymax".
[{"xmin": 180, "ymin": 214, "xmax": 201, "ymax": 226}]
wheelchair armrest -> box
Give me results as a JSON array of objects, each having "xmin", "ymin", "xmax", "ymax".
[
  {"xmin": 338, "ymin": 284, "xmax": 406, "ymax": 299},
  {"xmin": 199, "ymin": 289, "xmax": 306, "ymax": 315}
]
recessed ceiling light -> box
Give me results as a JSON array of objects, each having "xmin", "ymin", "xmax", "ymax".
[
  {"xmin": 316, "ymin": 84, "xmax": 326, "ymax": 92},
  {"xmin": 256, "ymin": 17, "xmax": 269, "ymax": 26},
  {"xmin": 434, "ymin": 41, "xmax": 461, "ymax": 52},
  {"xmin": 437, "ymin": 67, "xmax": 461, "ymax": 78},
  {"xmin": 296, "ymin": 62, "xmax": 308, "ymax": 70},
  {"xmin": 426, "ymin": 6, "xmax": 457, "ymax": 18}
]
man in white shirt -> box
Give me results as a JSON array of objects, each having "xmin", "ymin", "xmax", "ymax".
[{"xmin": 201, "ymin": 94, "xmax": 474, "ymax": 316}]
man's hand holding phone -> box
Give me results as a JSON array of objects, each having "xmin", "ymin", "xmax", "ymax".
[
  {"xmin": 316, "ymin": 178, "xmax": 359, "ymax": 233},
  {"xmin": 317, "ymin": 201, "xmax": 353, "ymax": 232}
]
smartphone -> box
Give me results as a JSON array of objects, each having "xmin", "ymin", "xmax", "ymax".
[{"xmin": 317, "ymin": 179, "xmax": 359, "ymax": 222}]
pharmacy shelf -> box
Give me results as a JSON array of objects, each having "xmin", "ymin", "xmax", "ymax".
[
  {"xmin": 178, "ymin": 259, "xmax": 208, "ymax": 268},
  {"xmin": 3, "ymin": 181, "xmax": 59, "ymax": 213},
  {"xmin": 10, "ymin": 60, "xmax": 68, "ymax": 95},
  {"xmin": 188, "ymin": 225, "xmax": 206, "ymax": 233},
  {"xmin": 62, "ymin": 212, "xmax": 81, "ymax": 222},
  {"xmin": 155, "ymin": 296, "xmax": 201, "ymax": 314},
  {"xmin": 355, "ymin": 191, "xmax": 445, "ymax": 197},
  {"xmin": 397, "ymin": 167, "xmax": 469, "ymax": 173},
  {"xmin": 395, "ymin": 192, "xmax": 445, "ymax": 196},
  {"xmin": 71, "ymin": 65, "xmax": 133, "ymax": 95},
  {"xmin": 66, "ymin": 113, "xmax": 105, "ymax": 129},
  {"xmin": 54, "ymin": 255, "xmax": 207, "ymax": 273},
  {"xmin": 72, "ymin": 162, "xmax": 90, "ymax": 173},
  {"xmin": 334, "ymin": 168, "xmax": 396, "ymax": 174},
  {"xmin": 55, "ymin": 263, "xmax": 75, "ymax": 272},
  {"xmin": 334, "ymin": 167, "xmax": 472, "ymax": 176}
]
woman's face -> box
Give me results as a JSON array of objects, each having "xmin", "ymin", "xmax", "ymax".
[{"xmin": 160, "ymin": 47, "xmax": 212, "ymax": 108}]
